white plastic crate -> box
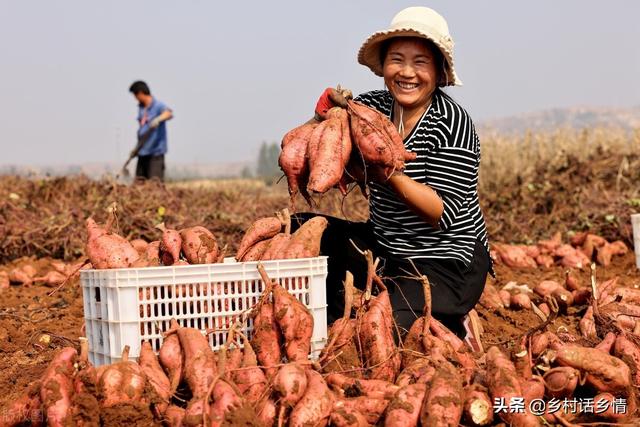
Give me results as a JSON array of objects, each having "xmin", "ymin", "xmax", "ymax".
[{"xmin": 81, "ymin": 256, "xmax": 328, "ymax": 366}]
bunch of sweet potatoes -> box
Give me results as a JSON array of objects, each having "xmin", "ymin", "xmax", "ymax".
[{"xmin": 279, "ymin": 88, "xmax": 416, "ymax": 207}]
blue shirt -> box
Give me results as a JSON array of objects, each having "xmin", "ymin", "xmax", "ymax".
[{"xmin": 137, "ymin": 98, "xmax": 171, "ymax": 156}]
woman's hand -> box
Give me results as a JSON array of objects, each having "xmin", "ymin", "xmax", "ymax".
[{"xmin": 314, "ymin": 86, "xmax": 353, "ymax": 120}]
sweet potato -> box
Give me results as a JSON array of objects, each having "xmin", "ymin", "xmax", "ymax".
[
  {"xmin": 534, "ymin": 280, "xmax": 560, "ymax": 297},
  {"xmin": 1, "ymin": 383, "xmax": 43, "ymax": 427},
  {"xmin": 498, "ymin": 290, "xmax": 511, "ymax": 308},
  {"xmin": 538, "ymin": 231, "xmax": 562, "ymax": 252},
  {"xmin": 98, "ymin": 346, "xmax": 146, "ymax": 408},
  {"xmin": 553, "ymin": 343, "xmax": 632, "ymax": 394},
  {"xmin": 279, "ymin": 121, "xmax": 317, "ymax": 199},
  {"xmin": 593, "ymin": 392, "xmax": 630, "ymax": 421},
  {"xmin": 535, "ymin": 254, "xmax": 554, "ymax": 268},
  {"xmin": 478, "ymin": 282, "xmax": 504, "ymax": 310},
  {"xmin": 273, "ymin": 362, "xmax": 308, "ymax": 423},
  {"xmin": 333, "ymin": 397, "xmax": 389, "ymax": 425},
  {"xmin": 260, "ymin": 209, "xmax": 292, "ymax": 261},
  {"xmin": 595, "ymin": 331, "xmax": 617, "ymax": 354},
  {"xmin": 232, "ymin": 333, "xmax": 268, "ymax": 404},
  {"xmin": 282, "ymin": 216, "xmax": 328, "ymax": 259},
  {"xmin": 208, "ymin": 379, "xmax": 243, "ymax": 427},
  {"xmin": 256, "ymin": 264, "xmax": 313, "ymax": 362},
  {"xmin": 328, "ymin": 107, "xmax": 353, "ymax": 170},
  {"xmin": 347, "ymin": 100, "xmax": 415, "ymax": 171},
  {"xmin": 74, "ymin": 338, "xmax": 97, "ymax": 395},
  {"xmin": 235, "ymin": 216, "xmax": 282, "ymax": 260},
  {"xmin": 420, "ymin": 361, "xmax": 463, "ymax": 427},
  {"xmin": 159, "ymin": 319, "xmax": 184, "ymax": 394},
  {"xmin": 402, "ymin": 318, "xmax": 425, "ymax": 368},
  {"xmin": 250, "ymin": 284, "xmax": 282, "ymax": 379},
  {"xmin": 164, "ymin": 405, "xmax": 185, "ymax": 427},
  {"xmin": 177, "ymin": 327, "xmax": 217, "ymax": 426},
  {"xmin": 130, "ymin": 238, "xmax": 148, "ymax": 254},
  {"xmin": 320, "ymin": 271, "xmax": 361, "ymax": 376},
  {"xmin": 384, "ymin": 383, "xmax": 427, "ymax": 427},
  {"xmin": 179, "ymin": 226, "xmax": 219, "ymax": 264},
  {"xmin": 289, "ymin": 370, "xmax": 333, "ymax": 427},
  {"xmin": 396, "ymin": 359, "xmax": 436, "ymax": 388},
  {"xmin": 463, "ymin": 384, "xmax": 493, "ymax": 427},
  {"xmin": 131, "ymin": 240, "xmax": 161, "ymax": 267},
  {"xmin": 492, "ymin": 244, "xmax": 537, "ymax": 269},
  {"xmin": 579, "ymin": 306, "xmax": 597, "ymax": 340},
  {"xmin": 510, "ymin": 293, "xmax": 532, "ymax": 310},
  {"xmin": 543, "ymin": 367, "xmax": 579, "ymax": 399},
  {"xmin": 513, "ymin": 337, "xmax": 532, "ymax": 380},
  {"xmin": 157, "ymin": 223, "xmax": 182, "ymax": 265},
  {"xmin": 86, "ymin": 217, "xmax": 139, "ymax": 269},
  {"xmin": 240, "ymin": 239, "xmax": 271, "ymax": 262},
  {"xmin": 326, "ymin": 373, "xmax": 399, "ymax": 400},
  {"xmin": 40, "ymin": 347, "xmax": 77, "ymax": 427},
  {"xmin": 330, "ymin": 405, "xmax": 369, "ymax": 427},
  {"xmin": 520, "ymin": 375, "xmax": 545, "ymax": 404},
  {"xmin": 33, "ymin": 270, "xmax": 67, "ymax": 287},
  {"xmin": 484, "ymin": 346, "xmax": 540, "ymax": 426},
  {"xmin": 256, "ymin": 399, "xmax": 277, "ymax": 427},
  {"xmin": 613, "ymin": 334, "xmax": 640, "ymax": 386},
  {"xmin": 307, "ymin": 116, "xmax": 344, "ymax": 193},
  {"xmin": 138, "ymin": 341, "xmax": 171, "ymax": 416}
]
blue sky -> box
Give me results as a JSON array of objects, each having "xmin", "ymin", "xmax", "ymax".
[{"xmin": 1, "ymin": 1, "xmax": 638, "ymax": 165}]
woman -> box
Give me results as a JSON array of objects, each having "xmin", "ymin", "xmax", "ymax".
[{"xmin": 297, "ymin": 7, "xmax": 492, "ymax": 345}]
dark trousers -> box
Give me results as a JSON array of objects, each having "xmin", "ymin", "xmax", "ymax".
[
  {"xmin": 135, "ymin": 155, "xmax": 165, "ymax": 181},
  {"xmin": 291, "ymin": 213, "xmax": 491, "ymax": 338}
]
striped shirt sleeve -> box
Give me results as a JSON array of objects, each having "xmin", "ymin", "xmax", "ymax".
[{"xmin": 427, "ymin": 110, "xmax": 479, "ymax": 231}]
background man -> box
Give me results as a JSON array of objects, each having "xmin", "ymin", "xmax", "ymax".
[{"xmin": 128, "ymin": 80, "xmax": 173, "ymax": 181}]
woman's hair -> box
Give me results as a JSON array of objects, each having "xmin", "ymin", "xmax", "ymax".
[{"xmin": 379, "ymin": 37, "xmax": 449, "ymax": 86}]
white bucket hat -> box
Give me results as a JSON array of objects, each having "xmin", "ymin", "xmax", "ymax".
[{"xmin": 357, "ymin": 6, "xmax": 462, "ymax": 86}]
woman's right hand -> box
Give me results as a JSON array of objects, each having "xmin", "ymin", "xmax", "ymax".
[{"xmin": 314, "ymin": 86, "xmax": 352, "ymax": 120}]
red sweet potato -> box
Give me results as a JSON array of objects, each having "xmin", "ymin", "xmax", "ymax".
[
  {"xmin": 273, "ymin": 362, "xmax": 308, "ymax": 423},
  {"xmin": 326, "ymin": 373, "xmax": 399, "ymax": 400},
  {"xmin": 40, "ymin": 347, "xmax": 77, "ymax": 427},
  {"xmin": 308, "ymin": 116, "xmax": 344, "ymax": 193},
  {"xmin": 164, "ymin": 405, "xmax": 185, "ymax": 426},
  {"xmin": 484, "ymin": 346, "xmax": 540, "ymax": 426},
  {"xmin": 232, "ymin": 333, "xmax": 268, "ymax": 404},
  {"xmin": 279, "ymin": 121, "xmax": 317, "ymax": 201},
  {"xmin": 330, "ymin": 405, "xmax": 369, "ymax": 427},
  {"xmin": 282, "ymin": 216, "xmax": 328, "ymax": 259},
  {"xmin": 177, "ymin": 327, "xmax": 217, "ymax": 426},
  {"xmin": 478, "ymin": 282, "xmax": 504, "ymax": 310},
  {"xmin": 463, "ymin": 384, "xmax": 493, "ymax": 427},
  {"xmin": 534, "ymin": 280, "xmax": 560, "ymax": 297},
  {"xmin": 138, "ymin": 341, "xmax": 171, "ymax": 416},
  {"xmin": 328, "ymin": 107, "xmax": 353, "ymax": 170},
  {"xmin": 613, "ymin": 334, "xmax": 640, "ymax": 386},
  {"xmin": 1, "ymin": 383, "xmax": 43, "ymax": 427},
  {"xmin": 396, "ymin": 359, "xmax": 436, "ymax": 388},
  {"xmin": 543, "ymin": 367, "xmax": 579, "ymax": 399},
  {"xmin": 498, "ymin": 290, "xmax": 511, "ymax": 308},
  {"xmin": 593, "ymin": 392, "xmax": 630, "ymax": 421},
  {"xmin": 595, "ymin": 331, "xmax": 617, "ymax": 354},
  {"xmin": 131, "ymin": 240, "xmax": 161, "ymax": 267},
  {"xmin": 420, "ymin": 361, "xmax": 463, "ymax": 427},
  {"xmin": 272, "ymin": 282, "xmax": 313, "ymax": 361},
  {"xmin": 256, "ymin": 399, "xmax": 277, "ymax": 427},
  {"xmin": 333, "ymin": 397, "xmax": 389, "ymax": 425},
  {"xmin": 235, "ymin": 216, "xmax": 282, "ymax": 260},
  {"xmin": 553, "ymin": 343, "xmax": 632, "ymax": 394},
  {"xmin": 73, "ymin": 338, "xmax": 97, "ymax": 395},
  {"xmin": 260, "ymin": 209, "xmax": 292, "ymax": 261},
  {"xmin": 579, "ymin": 306, "xmax": 597, "ymax": 340},
  {"xmin": 179, "ymin": 226, "xmax": 219, "ymax": 264},
  {"xmin": 98, "ymin": 346, "xmax": 146, "ymax": 408},
  {"xmin": 86, "ymin": 217, "xmax": 139, "ymax": 269},
  {"xmin": 240, "ymin": 239, "xmax": 271, "ymax": 262},
  {"xmin": 33, "ymin": 270, "xmax": 67, "ymax": 287},
  {"xmin": 384, "ymin": 383, "xmax": 427, "ymax": 427},
  {"xmin": 130, "ymin": 238, "xmax": 148, "ymax": 254},
  {"xmin": 492, "ymin": 244, "xmax": 537, "ymax": 269},
  {"xmin": 208, "ymin": 379, "xmax": 242, "ymax": 427},
  {"xmin": 250, "ymin": 283, "xmax": 282, "ymax": 379},
  {"xmin": 157, "ymin": 223, "xmax": 182, "ymax": 265},
  {"xmin": 320, "ymin": 271, "xmax": 361, "ymax": 376},
  {"xmin": 159, "ymin": 319, "xmax": 184, "ymax": 394},
  {"xmin": 289, "ymin": 370, "xmax": 333, "ymax": 427},
  {"xmin": 538, "ymin": 231, "xmax": 562, "ymax": 252},
  {"xmin": 0, "ymin": 271, "xmax": 9, "ymax": 289}
]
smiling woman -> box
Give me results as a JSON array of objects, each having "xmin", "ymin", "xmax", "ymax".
[{"xmin": 294, "ymin": 6, "xmax": 492, "ymax": 348}]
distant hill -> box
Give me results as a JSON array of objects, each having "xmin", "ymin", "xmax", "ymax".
[{"xmin": 478, "ymin": 105, "xmax": 640, "ymax": 134}]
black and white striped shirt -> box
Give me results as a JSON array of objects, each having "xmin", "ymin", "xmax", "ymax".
[{"xmin": 355, "ymin": 89, "xmax": 489, "ymax": 266}]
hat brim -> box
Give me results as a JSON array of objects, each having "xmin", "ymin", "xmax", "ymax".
[{"xmin": 357, "ymin": 28, "xmax": 462, "ymax": 86}]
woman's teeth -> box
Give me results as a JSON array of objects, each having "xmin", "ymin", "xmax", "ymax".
[{"xmin": 397, "ymin": 81, "xmax": 419, "ymax": 89}]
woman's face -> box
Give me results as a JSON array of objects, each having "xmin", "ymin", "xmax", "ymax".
[{"xmin": 383, "ymin": 38, "xmax": 439, "ymax": 111}]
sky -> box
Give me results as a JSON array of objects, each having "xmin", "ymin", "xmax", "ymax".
[{"xmin": 1, "ymin": 1, "xmax": 639, "ymax": 166}]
